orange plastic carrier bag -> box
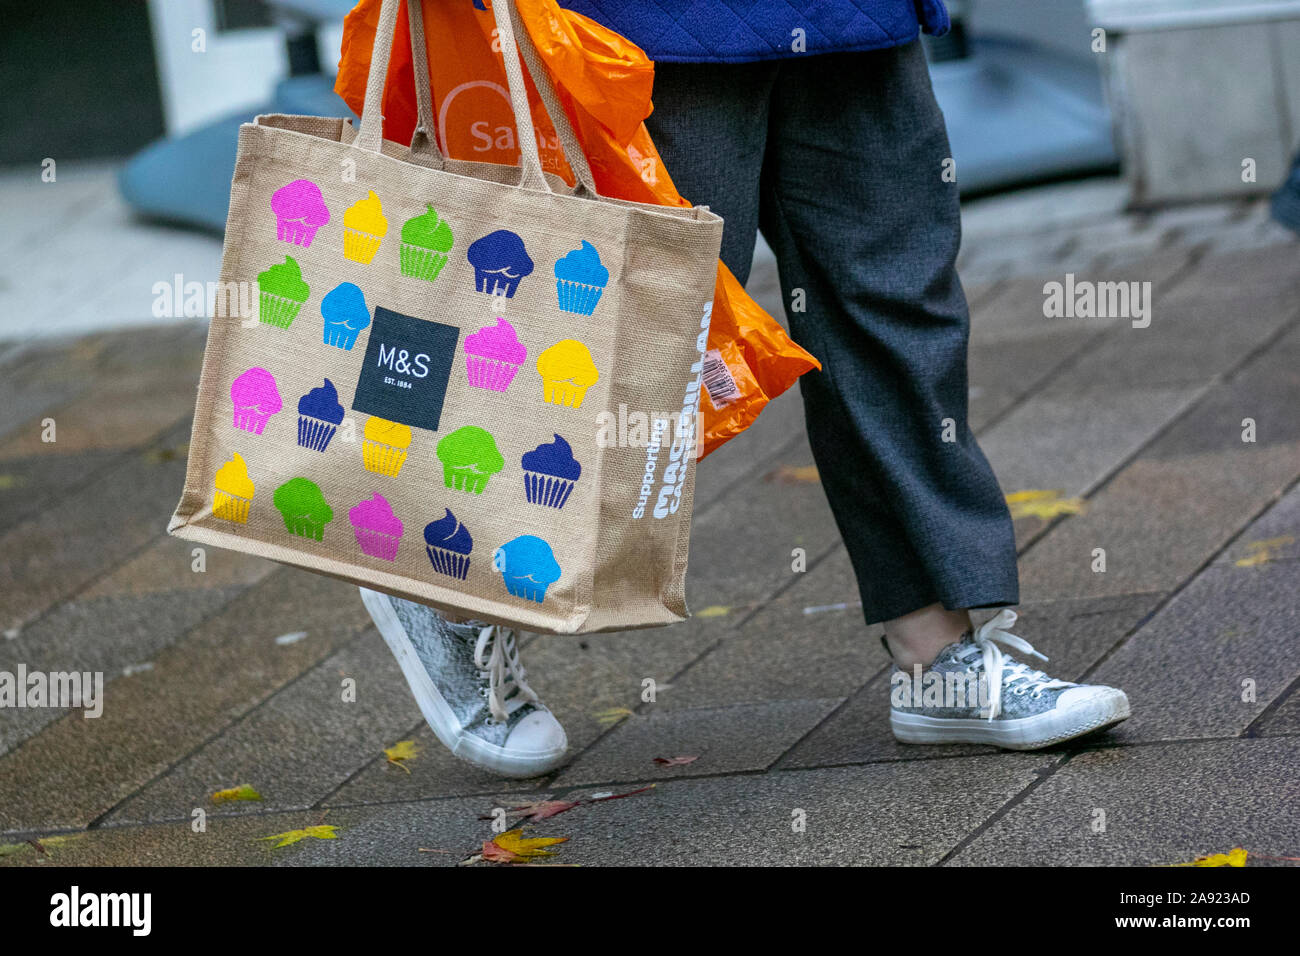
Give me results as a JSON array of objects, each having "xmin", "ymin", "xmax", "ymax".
[{"xmin": 334, "ymin": 0, "xmax": 819, "ymax": 458}]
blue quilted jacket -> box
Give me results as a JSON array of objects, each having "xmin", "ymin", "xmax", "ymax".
[{"xmin": 558, "ymin": 0, "xmax": 950, "ymax": 63}]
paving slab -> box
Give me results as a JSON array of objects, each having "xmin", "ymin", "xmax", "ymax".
[
  {"xmin": 79, "ymin": 533, "xmax": 275, "ymax": 600},
  {"xmin": 0, "ymin": 449, "xmax": 127, "ymax": 533},
  {"xmin": 550, "ymin": 698, "xmax": 844, "ymax": 787},
  {"xmin": 0, "ymin": 588, "xmax": 250, "ymax": 757},
  {"xmin": 0, "ymin": 797, "xmax": 494, "ymax": 867},
  {"xmin": 1171, "ymin": 243, "xmax": 1300, "ymax": 296},
  {"xmin": 0, "ymin": 537, "xmax": 273, "ymax": 755},
  {"xmin": 969, "ymin": 278, "xmax": 1122, "ymax": 340},
  {"xmin": 550, "ymin": 753, "xmax": 1052, "ymax": 865},
  {"xmin": 967, "ymin": 248, "xmax": 1196, "ymax": 344},
  {"xmin": 102, "ymin": 628, "xmax": 424, "ymax": 824},
  {"xmin": 779, "ymin": 592, "xmax": 1163, "ymax": 769},
  {"xmin": 693, "ymin": 385, "xmax": 806, "ymax": 512},
  {"xmin": 683, "ymin": 431, "xmax": 842, "ymax": 607},
  {"xmin": 0, "ymin": 567, "xmax": 371, "ymax": 833},
  {"xmin": 1040, "ymin": 287, "xmax": 1298, "ymax": 394},
  {"xmin": 966, "ymin": 326, "xmax": 1101, "ymax": 431},
  {"xmin": 0, "ymin": 324, "xmax": 202, "ymax": 459},
  {"xmin": 1017, "ymin": 324, "xmax": 1300, "ymax": 602},
  {"xmin": 0, "ymin": 418, "xmax": 193, "ymax": 634},
  {"xmin": 657, "ymin": 544, "xmax": 885, "ymax": 711},
  {"xmin": 1213, "ymin": 481, "xmax": 1300, "ymax": 568},
  {"xmin": 1087, "ymin": 559, "xmax": 1300, "ymax": 742},
  {"xmin": 980, "ymin": 384, "xmax": 1203, "ymax": 498},
  {"xmin": 947, "ymin": 737, "xmax": 1300, "ymax": 866},
  {"xmin": 1252, "ymin": 685, "xmax": 1300, "ymax": 736}
]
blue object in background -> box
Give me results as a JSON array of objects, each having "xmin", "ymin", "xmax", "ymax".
[
  {"xmin": 928, "ymin": 33, "xmax": 1118, "ymax": 194},
  {"xmin": 1272, "ymin": 151, "xmax": 1300, "ymax": 234},
  {"xmin": 119, "ymin": 74, "xmax": 354, "ymax": 233},
  {"xmin": 119, "ymin": 0, "xmax": 356, "ymax": 233}
]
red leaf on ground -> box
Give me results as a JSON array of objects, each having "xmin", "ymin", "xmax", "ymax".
[{"xmin": 653, "ymin": 755, "xmax": 699, "ymax": 766}]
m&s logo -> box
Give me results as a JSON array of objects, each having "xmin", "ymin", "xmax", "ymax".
[
  {"xmin": 377, "ymin": 344, "xmax": 431, "ymax": 380},
  {"xmin": 353, "ymin": 306, "xmax": 460, "ymax": 431}
]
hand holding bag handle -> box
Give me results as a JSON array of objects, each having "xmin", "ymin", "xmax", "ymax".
[{"xmin": 356, "ymin": 0, "xmax": 600, "ymax": 198}]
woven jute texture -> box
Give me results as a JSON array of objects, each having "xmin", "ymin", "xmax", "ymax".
[{"xmin": 168, "ymin": 0, "xmax": 723, "ymax": 634}]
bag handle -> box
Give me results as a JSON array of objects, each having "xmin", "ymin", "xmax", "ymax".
[
  {"xmin": 404, "ymin": 0, "xmax": 443, "ymax": 170},
  {"xmin": 355, "ymin": 0, "xmax": 600, "ymax": 197}
]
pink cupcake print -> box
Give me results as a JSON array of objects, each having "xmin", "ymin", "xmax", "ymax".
[
  {"xmin": 349, "ymin": 493, "xmax": 404, "ymax": 561},
  {"xmin": 271, "ymin": 179, "xmax": 330, "ymax": 247},
  {"xmin": 463, "ymin": 317, "xmax": 526, "ymax": 392},
  {"xmin": 230, "ymin": 367, "xmax": 282, "ymax": 435}
]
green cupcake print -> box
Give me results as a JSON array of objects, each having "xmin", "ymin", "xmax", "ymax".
[
  {"xmin": 273, "ymin": 477, "xmax": 333, "ymax": 540},
  {"xmin": 436, "ymin": 425, "xmax": 503, "ymax": 494},
  {"xmin": 399, "ymin": 204, "xmax": 454, "ymax": 282},
  {"xmin": 257, "ymin": 255, "xmax": 310, "ymax": 328}
]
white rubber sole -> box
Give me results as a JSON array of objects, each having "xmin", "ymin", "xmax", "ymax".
[
  {"xmin": 360, "ymin": 588, "xmax": 568, "ymax": 778},
  {"xmin": 890, "ymin": 689, "xmax": 1131, "ymax": 751}
]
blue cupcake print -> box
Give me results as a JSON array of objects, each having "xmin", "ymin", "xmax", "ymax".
[
  {"xmin": 297, "ymin": 378, "xmax": 345, "ymax": 451},
  {"xmin": 521, "ymin": 434, "xmax": 581, "ymax": 509},
  {"xmin": 467, "ymin": 229, "xmax": 533, "ymax": 298},
  {"xmin": 424, "ymin": 508, "xmax": 472, "ymax": 580},
  {"xmin": 497, "ymin": 535, "xmax": 561, "ymax": 603},
  {"xmin": 554, "ymin": 240, "xmax": 609, "ymax": 315},
  {"xmin": 320, "ymin": 281, "xmax": 371, "ymax": 350}
]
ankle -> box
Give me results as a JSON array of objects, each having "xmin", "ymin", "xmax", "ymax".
[{"xmin": 883, "ymin": 603, "xmax": 972, "ymax": 670}]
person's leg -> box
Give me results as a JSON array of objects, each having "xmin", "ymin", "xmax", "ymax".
[
  {"xmin": 643, "ymin": 60, "xmax": 778, "ymax": 283},
  {"xmin": 756, "ymin": 43, "xmax": 1129, "ymax": 748},
  {"xmin": 758, "ymin": 41, "xmax": 1018, "ymax": 642}
]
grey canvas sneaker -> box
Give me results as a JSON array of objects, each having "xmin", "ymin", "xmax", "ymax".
[
  {"xmin": 360, "ymin": 588, "xmax": 568, "ymax": 778},
  {"xmin": 889, "ymin": 609, "xmax": 1130, "ymax": 750}
]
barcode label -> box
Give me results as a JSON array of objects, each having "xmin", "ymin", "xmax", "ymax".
[{"xmin": 701, "ymin": 349, "xmax": 741, "ymax": 409}]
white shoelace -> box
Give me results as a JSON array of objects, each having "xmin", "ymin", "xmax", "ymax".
[
  {"xmin": 473, "ymin": 624, "xmax": 540, "ymax": 723},
  {"xmin": 955, "ymin": 609, "xmax": 1071, "ymax": 719}
]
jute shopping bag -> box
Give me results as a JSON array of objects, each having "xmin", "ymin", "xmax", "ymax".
[{"xmin": 168, "ymin": 0, "xmax": 723, "ymax": 634}]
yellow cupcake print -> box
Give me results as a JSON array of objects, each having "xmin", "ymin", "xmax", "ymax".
[
  {"xmin": 362, "ymin": 416, "xmax": 413, "ymax": 476},
  {"xmin": 343, "ymin": 190, "xmax": 388, "ymax": 264},
  {"xmin": 537, "ymin": 339, "xmax": 599, "ymax": 409},
  {"xmin": 213, "ymin": 452, "xmax": 255, "ymax": 523}
]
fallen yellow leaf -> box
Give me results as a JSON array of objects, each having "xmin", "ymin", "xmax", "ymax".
[
  {"xmin": 257, "ymin": 825, "xmax": 340, "ymax": 849},
  {"xmin": 385, "ymin": 739, "xmax": 420, "ymax": 773},
  {"xmin": 593, "ymin": 707, "xmax": 633, "ymax": 727},
  {"xmin": 696, "ymin": 605, "xmax": 730, "ymax": 618},
  {"xmin": 766, "ymin": 465, "xmax": 820, "ymax": 484},
  {"xmin": 0, "ymin": 834, "xmax": 84, "ymax": 860},
  {"xmin": 1171, "ymin": 847, "xmax": 1249, "ymax": 867},
  {"xmin": 1234, "ymin": 536, "xmax": 1295, "ymax": 568},
  {"xmin": 1005, "ymin": 489, "xmax": 1086, "ymax": 520},
  {"xmin": 480, "ymin": 828, "xmax": 568, "ymax": 863},
  {"xmin": 211, "ymin": 784, "xmax": 262, "ymax": 804}
]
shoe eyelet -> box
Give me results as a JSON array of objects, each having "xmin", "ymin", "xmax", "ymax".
[
  {"xmin": 1013, "ymin": 688, "xmax": 1026, "ymax": 696},
  {"xmin": 478, "ymin": 687, "xmax": 489, "ymax": 698},
  {"xmin": 1031, "ymin": 692, "xmax": 1042, "ymax": 699},
  {"xmin": 484, "ymin": 717, "xmax": 495, "ymax": 726}
]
